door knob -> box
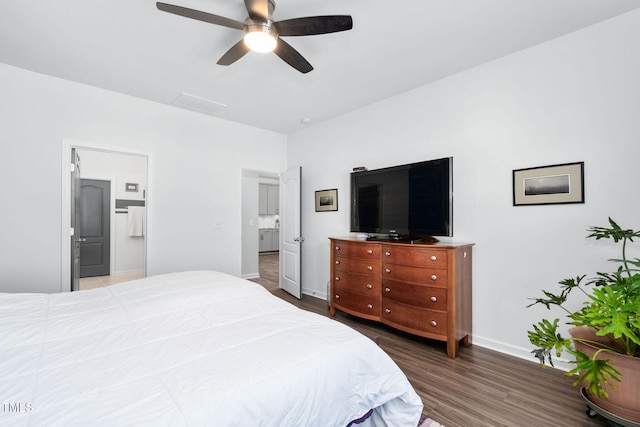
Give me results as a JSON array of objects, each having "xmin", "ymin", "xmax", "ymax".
[{"xmin": 77, "ymin": 238, "xmax": 87, "ymax": 242}]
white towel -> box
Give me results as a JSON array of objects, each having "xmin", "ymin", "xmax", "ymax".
[{"xmin": 127, "ymin": 206, "xmax": 145, "ymax": 237}]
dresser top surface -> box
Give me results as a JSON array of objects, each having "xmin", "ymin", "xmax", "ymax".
[{"xmin": 329, "ymin": 236, "xmax": 474, "ymax": 249}]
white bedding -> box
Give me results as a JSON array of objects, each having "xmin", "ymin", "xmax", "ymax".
[{"xmin": 1, "ymin": 271, "xmax": 422, "ymax": 426}]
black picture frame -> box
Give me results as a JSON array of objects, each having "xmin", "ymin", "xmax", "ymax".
[
  {"xmin": 315, "ymin": 189, "xmax": 338, "ymax": 212},
  {"xmin": 513, "ymin": 162, "xmax": 584, "ymax": 206}
]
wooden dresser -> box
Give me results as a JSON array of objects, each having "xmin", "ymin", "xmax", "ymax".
[{"xmin": 329, "ymin": 237, "xmax": 473, "ymax": 358}]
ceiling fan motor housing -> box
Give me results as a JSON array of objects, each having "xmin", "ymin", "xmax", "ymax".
[
  {"xmin": 244, "ymin": 18, "xmax": 276, "ymax": 36},
  {"xmin": 243, "ymin": 19, "xmax": 277, "ymax": 52}
]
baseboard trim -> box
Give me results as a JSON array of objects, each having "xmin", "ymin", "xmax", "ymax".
[
  {"xmin": 472, "ymin": 334, "xmax": 573, "ymax": 372},
  {"xmin": 302, "ymin": 287, "xmax": 327, "ymax": 301},
  {"xmin": 112, "ymin": 269, "xmax": 145, "ymax": 276}
]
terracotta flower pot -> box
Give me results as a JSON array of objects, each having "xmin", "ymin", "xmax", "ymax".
[{"xmin": 570, "ymin": 326, "xmax": 640, "ymax": 423}]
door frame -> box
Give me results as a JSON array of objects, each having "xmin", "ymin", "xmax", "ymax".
[{"xmin": 61, "ymin": 139, "xmax": 150, "ymax": 292}]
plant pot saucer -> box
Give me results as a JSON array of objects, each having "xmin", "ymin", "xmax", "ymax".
[{"xmin": 581, "ymin": 387, "xmax": 640, "ymax": 427}]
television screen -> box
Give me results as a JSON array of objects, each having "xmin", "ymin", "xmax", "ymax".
[{"xmin": 350, "ymin": 157, "xmax": 452, "ymax": 238}]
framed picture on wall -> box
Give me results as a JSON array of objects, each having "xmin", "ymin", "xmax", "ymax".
[
  {"xmin": 315, "ymin": 189, "xmax": 338, "ymax": 212},
  {"xmin": 513, "ymin": 162, "xmax": 584, "ymax": 206}
]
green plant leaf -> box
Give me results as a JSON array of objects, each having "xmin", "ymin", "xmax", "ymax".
[
  {"xmin": 587, "ymin": 217, "xmax": 640, "ymax": 242},
  {"xmin": 528, "ymin": 319, "xmax": 572, "ymax": 366},
  {"xmin": 570, "ymin": 285, "xmax": 640, "ymax": 354},
  {"xmin": 526, "ymin": 276, "xmax": 584, "ymax": 311},
  {"xmin": 566, "ymin": 349, "xmax": 621, "ymax": 399}
]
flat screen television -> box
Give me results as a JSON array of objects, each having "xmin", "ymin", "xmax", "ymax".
[{"xmin": 350, "ymin": 157, "xmax": 452, "ymax": 241}]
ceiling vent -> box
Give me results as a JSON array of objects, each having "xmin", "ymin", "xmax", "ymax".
[{"xmin": 173, "ymin": 92, "xmax": 228, "ymax": 115}]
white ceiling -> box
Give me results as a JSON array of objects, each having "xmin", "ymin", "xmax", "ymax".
[{"xmin": 1, "ymin": 0, "xmax": 639, "ymax": 134}]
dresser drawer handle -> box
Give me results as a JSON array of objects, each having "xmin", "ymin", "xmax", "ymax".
[
  {"xmin": 385, "ymin": 287, "xmax": 391, "ymax": 293},
  {"xmin": 385, "ymin": 268, "xmax": 391, "ymax": 273},
  {"xmin": 385, "ymin": 251, "xmax": 391, "ymax": 256},
  {"xmin": 335, "ymin": 277, "xmax": 340, "ymax": 281},
  {"xmin": 430, "ymin": 296, "xmax": 437, "ymax": 302},
  {"xmin": 385, "ymin": 308, "xmax": 391, "ymax": 314},
  {"xmin": 366, "ymin": 304, "xmax": 373, "ymax": 309},
  {"xmin": 430, "ymin": 255, "xmax": 437, "ymax": 261},
  {"xmin": 366, "ymin": 284, "xmax": 373, "ymax": 289},
  {"xmin": 335, "ymin": 260, "xmax": 340, "ymax": 265},
  {"xmin": 367, "ymin": 265, "xmax": 373, "ymax": 271},
  {"xmin": 367, "ymin": 249, "xmax": 373, "ymax": 254},
  {"xmin": 335, "ymin": 246, "xmax": 340, "ymax": 251},
  {"xmin": 335, "ymin": 295, "xmax": 340, "ymax": 299},
  {"xmin": 430, "ymin": 275, "xmax": 437, "ymax": 281},
  {"xmin": 430, "ymin": 321, "xmax": 437, "ymax": 327}
]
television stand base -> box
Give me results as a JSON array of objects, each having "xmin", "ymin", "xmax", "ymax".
[{"xmin": 366, "ymin": 235, "xmax": 439, "ymax": 244}]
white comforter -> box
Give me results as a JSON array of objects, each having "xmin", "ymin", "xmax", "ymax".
[{"xmin": 0, "ymin": 271, "xmax": 422, "ymax": 426}]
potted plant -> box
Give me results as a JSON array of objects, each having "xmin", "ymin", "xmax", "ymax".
[{"xmin": 527, "ymin": 218, "xmax": 640, "ymax": 423}]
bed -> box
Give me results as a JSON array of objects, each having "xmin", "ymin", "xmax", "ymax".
[{"xmin": 0, "ymin": 271, "xmax": 423, "ymax": 426}]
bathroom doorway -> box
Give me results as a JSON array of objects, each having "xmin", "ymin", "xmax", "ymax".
[{"xmin": 64, "ymin": 143, "xmax": 148, "ymax": 292}]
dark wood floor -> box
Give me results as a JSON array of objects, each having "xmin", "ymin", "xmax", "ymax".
[{"xmin": 251, "ymin": 253, "xmax": 607, "ymax": 426}]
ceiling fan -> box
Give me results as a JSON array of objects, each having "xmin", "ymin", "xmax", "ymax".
[{"xmin": 156, "ymin": 0, "xmax": 353, "ymax": 73}]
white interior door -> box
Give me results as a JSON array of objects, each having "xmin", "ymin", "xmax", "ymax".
[{"xmin": 279, "ymin": 166, "xmax": 302, "ymax": 298}]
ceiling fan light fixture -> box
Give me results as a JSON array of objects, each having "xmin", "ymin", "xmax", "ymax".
[
  {"xmin": 244, "ymin": 22, "xmax": 277, "ymax": 53},
  {"xmin": 157, "ymin": 1, "xmax": 353, "ymax": 73}
]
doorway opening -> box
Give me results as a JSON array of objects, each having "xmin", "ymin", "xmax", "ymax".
[
  {"xmin": 241, "ymin": 166, "xmax": 301, "ymax": 299},
  {"xmin": 63, "ymin": 142, "xmax": 148, "ymax": 292},
  {"xmin": 256, "ymin": 175, "xmax": 280, "ymax": 293},
  {"xmin": 241, "ymin": 170, "xmax": 280, "ymax": 288}
]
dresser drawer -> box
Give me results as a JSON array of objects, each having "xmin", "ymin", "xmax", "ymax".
[
  {"xmin": 382, "ymin": 299, "xmax": 447, "ymax": 336},
  {"xmin": 333, "ymin": 241, "xmax": 380, "ymax": 259},
  {"xmin": 382, "ymin": 280, "xmax": 447, "ymax": 310},
  {"xmin": 333, "ymin": 273, "xmax": 380, "ymax": 296},
  {"xmin": 382, "ymin": 264, "xmax": 447, "ymax": 287},
  {"xmin": 382, "ymin": 245, "xmax": 447, "ymax": 269},
  {"xmin": 332, "ymin": 288, "xmax": 380, "ymax": 316},
  {"xmin": 334, "ymin": 256, "xmax": 380, "ymax": 275}
]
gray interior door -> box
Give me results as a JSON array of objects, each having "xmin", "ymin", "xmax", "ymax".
[
  {"xmin": 70, "ymin": 149, "xmax": 81, "ymax": 291},
  {"xmin": 80, "ymin": 179, "xmax": 111, "ymax": 277}
]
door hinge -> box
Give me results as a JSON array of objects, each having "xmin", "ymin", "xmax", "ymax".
[
  {"xmin": 70, "ymin": 227, "xmax": 75, "ymax": 237},
  {"xmin": 70, "ymin": 163, "xmax": 75, "ymax": 173}
]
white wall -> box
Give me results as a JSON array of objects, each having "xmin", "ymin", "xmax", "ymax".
[
  {"xmin": 288, "ymin": 10, "xmax": 640, "ymax": 364},
  {"xmin": 0, "ymin": 63, "xmax": 287, "ymax": 293}
]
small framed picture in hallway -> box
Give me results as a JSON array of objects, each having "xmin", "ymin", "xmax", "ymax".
[{"xmin": 315, "ymin": 188, "xmax": 338, "ymax": 212}]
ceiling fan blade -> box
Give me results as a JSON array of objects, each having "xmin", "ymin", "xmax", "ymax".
[
  {"xmin": 217, "ymin": 39, "xmax": 251, "ymax": 66},
  {"xmin": 156, "ymin": 2, "xmax": 244, "ymax": 30},
  {"xmin": 274, "ymin": 15, "xmax": 353, "ymax": 37},
  {"xmin": 273, "ymin": 38, "xmax": 313, "ymax": 74},
  {"xmin": 244, "ymin": 0, "xmax": 271, "ymax": 21}
]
